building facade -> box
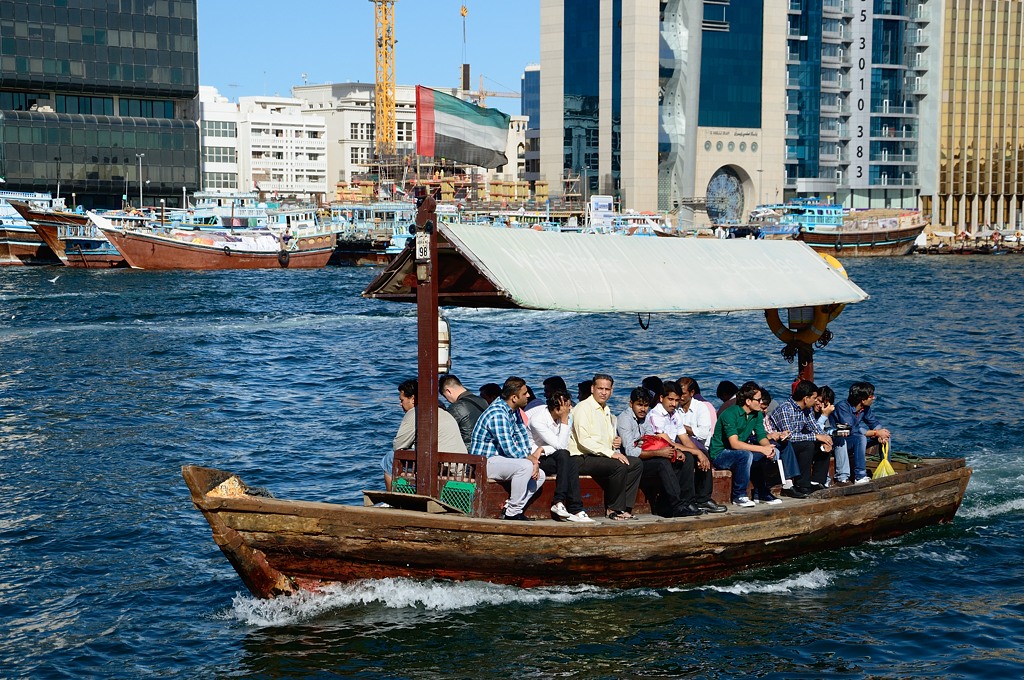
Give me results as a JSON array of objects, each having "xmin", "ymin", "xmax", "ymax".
[
  {"xmin": 237, "ymin": 96, "xmax": 327, "ymax": 202},
  {"xmin": 294, "ymin": 82, "xmax": 525, "ymax": 200},
  {"xmin": 694, "ymin": 1, "xmax": 786, "ymax": 225},
  {"xmin": 0, "ymin": 0, "xmax": 200, "ymax": 209},
  {"xmin": 933, "ymin": 0, "xmax": 1024, "ymax": 230}
]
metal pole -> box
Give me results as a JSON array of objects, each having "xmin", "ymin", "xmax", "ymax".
[
  {"xmin": 54, "ymin": 157, "xmax": 61, "ymax": 200},
  {"xmin": 413, "ymin": 192, "xmax": 440, "ymax": 499},
  {"xmin": 136, "ymin": 153, "xmax": 145, "ymax": 208}
]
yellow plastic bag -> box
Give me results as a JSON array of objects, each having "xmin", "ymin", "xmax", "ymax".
[{"xmin": 872, "ymin": 441, "xmax": 896, "ymax": 479}]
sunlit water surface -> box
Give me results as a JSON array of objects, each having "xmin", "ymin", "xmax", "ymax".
[{"xmin": 1, "ymin": 255, "xmax": 1022, "ymax": 678}]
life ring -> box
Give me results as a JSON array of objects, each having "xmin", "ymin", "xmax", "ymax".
[
  {"xmin": 277, "ymin": 249, "xmax": 290, "ymax": 268},
  {"xmin": 223, "ymin": 246, "xmax": 231, "ymax": 256},
  {"xmin": 764, "ymin": 306, "xmax": 832, "ymax": 345}
]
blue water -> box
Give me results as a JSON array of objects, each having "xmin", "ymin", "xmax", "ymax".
[{"xmin": 1, "ymin": 256, "xmax": 1023, "ymax": 679}]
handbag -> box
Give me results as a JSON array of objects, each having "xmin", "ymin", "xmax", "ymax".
[{"xmin": 637, "ymin": 434, "xmax": 671, "ymax": 451}]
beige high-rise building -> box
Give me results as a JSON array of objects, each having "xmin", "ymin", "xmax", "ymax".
[{"xmin": 934, "ymin": 1, "xmax": 1024, "ymax": 230}]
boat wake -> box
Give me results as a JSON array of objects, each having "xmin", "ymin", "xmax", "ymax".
[
  {"xmin": 690, "ymin": 567, "xmax": 839, "ymax": 596},
  {"xmin": 226, "ymin": 578, "xmax": 634, "ymax": 627},
  {"xmin": 958, "ymin": 496, "xmax": 1024, "ymax": 520}
]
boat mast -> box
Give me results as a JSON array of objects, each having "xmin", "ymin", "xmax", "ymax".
[{"xmin": 413, "ymin": 191, "xmax": 441, "ymax": 498}]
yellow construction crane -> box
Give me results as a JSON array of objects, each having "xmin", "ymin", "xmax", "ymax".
[{"xmin": 371, "ymin": 0, "xmax": 396, "ymax": 156}]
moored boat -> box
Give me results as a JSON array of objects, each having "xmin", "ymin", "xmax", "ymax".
[
  {"xmin": 7, "ymin": 199, "xmax": 128, "ymax": 268},
  {"xmin": 0, "ymin": 191, "xmax": 63, "ymax": 265},
  {"xmin": 750, "ymin": 198, "xmax": 927, "ymax": 256},
  {"xmin": 92, "ymin": 211, "xmax": 336, "ymax": 270},
  {"xmin": 184, "ymin": 201, "xmax": 971, "ymax": 599}
]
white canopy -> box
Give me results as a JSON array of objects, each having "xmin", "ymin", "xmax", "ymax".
[{"xmin": 401, "ymin": 223, "xmax": 867, "ymax": 313}]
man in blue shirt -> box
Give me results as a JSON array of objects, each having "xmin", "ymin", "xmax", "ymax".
[
  {"xmin": 834, "ymin": 381, "xmax": 891, "ymax": 484},
  {"xmin": 470, "ymin": 376, "xmax": 546, "ymax": 520}
]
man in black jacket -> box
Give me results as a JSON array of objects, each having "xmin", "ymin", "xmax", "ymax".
[{"xmin": 440, "ymin": 375, "xmax": 489, "ymax": 448}]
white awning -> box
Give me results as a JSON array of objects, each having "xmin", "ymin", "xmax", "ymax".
[{"xmin": 433, "ymin": 224, "xmax": 867, "ymax": 313}]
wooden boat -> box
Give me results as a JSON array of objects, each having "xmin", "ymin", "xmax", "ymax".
[
  {"xmin": 0, "ymin": 191, "xmax": 62, "ymax": 266},
  {"xmin": 183, "ymin": 456, "xmax": 969, "ymax": 595},
  {"xmin": 8, "ymin": 200, "xmax": 128, "ymax": 268},
  {"xmin": 91, "ymin": 211, "xmax": 336, "ymax": 270},
  {"xmin": 750, "ymin": 199, "xmax": 927, "ymax": 256},
  {"xmin": 184, "ymin": 198, "xmax": 971, "ymax": 598}
]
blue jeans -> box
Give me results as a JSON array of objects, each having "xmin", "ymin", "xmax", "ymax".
[
  {"xmin": 845, "ymin": 434, "xmax": 869, "ymax": 479},
  {"xmin": 832, "ymin": 441, "xmax": 850, "ymax": 481},
  {"xmin": 712, "ymin": 449, "xmax": 753, "ymax": 500},
  {"xmin": 381, "ymin": 450, "xmax": 394, "ymax": 476}
]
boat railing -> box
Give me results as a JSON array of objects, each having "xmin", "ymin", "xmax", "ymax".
[
  {"xmin": 392, "ymin": 449, "xmax": 487, "ymax": 515},
  {"xmin": 59, "ymin": 223, "xmax": 103, "ymax": 239}
]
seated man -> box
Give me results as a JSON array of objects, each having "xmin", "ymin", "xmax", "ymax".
[
  {"xmin": 707, "ymin": 381, "xmax": 778, "ymax": 507},
  {"xmin": 638, "ymin": 382, "xmax": 719, "ymax": 517},
  {"xmin": 570, "ymin": 373, "xmax": 644, "ymax": 521},
  {"xmin": 385, "ymin": 378, "xmax": 467, "ymax": 491},
  {"xmin": 439, "ymin": 374, "xmax": 489, "ymax": 448},
  {"xmin": 833, "ymin": 381, "xmax": 891, "ymax": 485},
  {"xmin": 470, "ymin": 376, "xmax": 546, "ymax": 520},
  {"xmin": 759, "ymin": 388, "xmax": 798, "ymax": 489},
  {"xmin": 676, "ymin": 377, "xmax": 714, "ymax": 452},
  {"xmin": 527, "ymin": 389, "xmax": 594, "ymax": 522},
  {"xmin": 767, "ymin": 380, "xmax": 834, "ymax": 497},
  {"xmin": 716, "ymin": 380, "xmax": 739, "ymax": 416},
  {"xmin": 479, "ymin": 382, "xmax": 502, "ymax": 405},
  {"xmin": 813, "ymin": 385, "xmax": 850, "ymax": 485}
]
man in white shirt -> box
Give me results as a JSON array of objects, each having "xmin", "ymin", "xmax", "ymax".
[
  {"xmin": 527, "ymin": 390, "xmax": 593, "ymax": 522},
  {"xmin": 645, "ymin": 380, "xmax": 725, "ymax": 515},
  {"xmin": 676, "ymin": 377, "xmax": 714, "ymax": 451}
]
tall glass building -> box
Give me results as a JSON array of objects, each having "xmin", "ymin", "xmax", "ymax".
[
  {"xmin": 540, "ymin": 0, "xmax": 681, "ymax": 212},
  {"xmin": 0, "ymin": 0, "xmax": 200, "ymax": 209},
  {"xmin": 784, "ymin": 0, "xmax": 935, "ymax": 209}
]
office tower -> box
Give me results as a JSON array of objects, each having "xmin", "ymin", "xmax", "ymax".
[
  {"xmin": 0, "ymin": 1, "xmax": 200, "ymax": 209},
  {"xmin": 785, "ymin": 0, "xmax": 935, "ymax": 210},
  {"xmin": 932, "ymin": 0, "xmax": 1024, "ymax": 230},
  {"xmin": 540, "ymin": 0, "xmax": 664, "ymax": 211}
]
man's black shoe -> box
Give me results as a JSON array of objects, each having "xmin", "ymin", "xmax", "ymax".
[
  {"xmin": 672, "ymin": 503, "xmax": 705, "ymax": 517},
  {"xmin": 503, "ymin": 512, "xmax": 534, "ymax": 521},
  {"xmin": 783, "ymin": 486, "xmax": 809, "ymax": 499},
  {"xmin": 698, "ymin": 500, "xmax": 728, "ymax": 513}
]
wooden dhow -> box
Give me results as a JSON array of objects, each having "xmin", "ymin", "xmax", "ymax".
[
  {"xmin": 184, "ymin": 197, "xmax": 971, "ymax": 598},
  {"xmin": 92, "ymin": 211, "xmax": 336, "ymax": 270}
]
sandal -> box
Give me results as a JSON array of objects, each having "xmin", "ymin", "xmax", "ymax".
[{"xmin": 607, "ymin": 510, "xmax": 633, "ymax": 521}]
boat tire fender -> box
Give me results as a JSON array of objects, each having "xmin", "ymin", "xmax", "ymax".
[
  {"xmin": 223, "ymin": 246, "xmax": 231, "ymax": 256},
  {"xmin": 834, "ymin": 242, "xmax": 843, "ymax": 252},
  {"xmin": 278, "ymin": 249, "xmax": 290, "ymax": 268}
]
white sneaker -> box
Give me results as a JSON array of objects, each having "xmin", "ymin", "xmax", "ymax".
[
  {"xmin": 550, "ymin": 502, "xmax": 572, "ymax": 519},
  {"xmin": 565, "ymin": 510, "xmax": 595, "ymax": 523},
  {"xmin": 854, "ymin": 476, "xmax": 871, "ymax": 485},
  {"xmin": 733, "ymin": 496, "xmax": 756, "ymax": 508}
]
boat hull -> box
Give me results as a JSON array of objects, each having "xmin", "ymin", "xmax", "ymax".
[
  {"xmin": 100, "ymin": 227, "xmax": 334, "ymax": 270},
  {"xmin": 183, "ymin": 458, "xmax": 971, "ymax": 598},
  {"xmin": 0, "ymin": 223, "xmax": 61, "ymax": 265},
  {"xmin": 800, "ymin": 224, "xmax": 925, "ymax": 256}
]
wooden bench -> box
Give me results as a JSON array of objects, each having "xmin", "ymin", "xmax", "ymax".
[{"xmin": 392, "ymin": 449, "xmax": 737, "ymax": 519}]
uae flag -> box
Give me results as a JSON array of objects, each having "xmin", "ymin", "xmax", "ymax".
[{"xmin": 416, "ymin": 86, "xmax": 510, "ymax": 169}]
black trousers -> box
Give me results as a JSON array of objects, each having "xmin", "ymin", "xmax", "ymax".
[
  {"xmin": 640, "ymin": 455, "xmax": 695, "ymax": 517},
  {"xmin": 538, "ymin": 449, "xmax": 583, "ymax": 513},
  {"xmin": 577, "ymin": 453, "xmax": 644, "ymax": 513},
  {"xmin": 791, "ymin": 440, "xmax": 831, "ymax": 490}
]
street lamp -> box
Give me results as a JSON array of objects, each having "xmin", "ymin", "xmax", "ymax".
[
  {"xmin": 71, "ymin": 192, "xmax": 76, "ymax": 211},
  {"xmin": 54, "ymin": 156, "xmax": 61, "ymax": 200},
  {"xmin": 182, "ymin": 186, "xmax": 187, "ymax": 208},
  {"xmin": 136, "ymin": 153, "xmax": 145, "ymax": 208}
]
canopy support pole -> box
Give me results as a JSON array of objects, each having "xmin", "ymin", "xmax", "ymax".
[
  {"xmin": 414, "ymin": 194, "xmax": 440, "ymax": 499},
  {"xmin": 797, "ymin": 344, "xmax": 814, "ymax": 384}
]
